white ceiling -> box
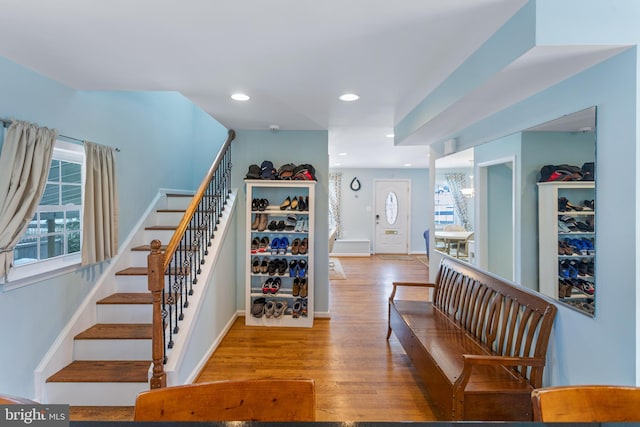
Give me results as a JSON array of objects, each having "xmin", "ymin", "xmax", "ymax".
[{"xmin": 0, "ymin": 1, "xmax": 623, "ymax": 168}]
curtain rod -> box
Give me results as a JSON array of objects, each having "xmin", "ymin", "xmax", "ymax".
[{"xmin": 1, "ymin": 117, "xmax": 121, "ymax": 152}]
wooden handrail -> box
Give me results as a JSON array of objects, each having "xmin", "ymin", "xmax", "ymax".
[{"xmin": 162, "ymin": 129, "xmax": 235, "ymax": 270}]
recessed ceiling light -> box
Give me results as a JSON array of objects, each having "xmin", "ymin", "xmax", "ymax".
[
  {"xmin": 386, "ymin": 133, "xmax": 395, "ymax": 138},
  {"xmin": 231, "ymin": 93, "xmax": 250, "ymax": 101},
  {"xmin": 339, "ymin": 93, "xmax": 359, "ymax": 102},
  {"xmin": 404, "ymin": 163, "xmax": 412, "ymax": 167},
  {"xmin": 338, "ymin": 152, "xmax": 348, "ymax": 156}
]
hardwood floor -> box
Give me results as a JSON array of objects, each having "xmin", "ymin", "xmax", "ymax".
[{"xmin": 70, "ymin": 255, "xmax": 436, "ymax": 422}]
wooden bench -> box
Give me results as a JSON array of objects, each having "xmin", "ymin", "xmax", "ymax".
[{"xmin": 387, "ymin": 257, "xmax": 557, "ymax": 421}]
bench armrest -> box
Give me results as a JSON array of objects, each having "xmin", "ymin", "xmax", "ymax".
[
  {"xmin": 389, "ymin": 281, "xmax": 435, "ymax": 302},
  {"xmin": 454, "ymin": 354, "xmax": 545, "ymax": 390}
]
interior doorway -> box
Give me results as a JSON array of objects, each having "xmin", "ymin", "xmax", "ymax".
[
  {"xmin": 477, "ymin": 158, "xmax": 516, "ymax": 281},
  {"xmin": 374, "ymin": 179, "xmax": 410, "ymax": 254}
]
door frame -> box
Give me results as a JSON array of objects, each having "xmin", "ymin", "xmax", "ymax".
[
  {"xmin": 373, "ymin": 179, "xmax": 411, "ymax": 254},
  {"xmin": 476, "ymin": 156, "xmax": 520, "ymax": 282}
]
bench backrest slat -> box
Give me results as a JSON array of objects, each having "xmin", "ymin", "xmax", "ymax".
[{"xmin": 432, "ymin": 258, "xmax": 556, "ymax": 388}]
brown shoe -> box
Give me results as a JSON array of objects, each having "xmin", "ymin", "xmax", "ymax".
[
  {"xmin": 257, "ymin": 213, "xmax": 268, "ymax": 231},
  {"xmin": 291, "ymin": 238, "xmax": 301, "ymax": 255},
  {"xmin": 299, "ymin": 238, "xmax": 308, "ymax": 255},
  {"xmin": 251, "ymin": 214, "xmax": 260, "ymax": 230},
  {"xmin": 299, "ymin": 278, "xmax": 308, "ymax": 297}
]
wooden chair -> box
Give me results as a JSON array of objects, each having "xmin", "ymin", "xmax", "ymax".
[
  {"xmin": 134, "ymin": 379, "xmax": 315, "ymax": 422},
  {"xmin": 532, "ymin": 385, "xmax": 640, "ymax": 422},
  {"xmin": 453, "ymin": 232, "xmax": 474, "ymax": 259},
  {"xmin": 0, "ymin": 394, "xmax": 38, "ymax": 404}
]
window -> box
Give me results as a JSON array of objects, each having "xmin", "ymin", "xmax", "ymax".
[
  {"xmin": 12, "ymin": 140, "xmax": 84, "ymax": 274},
  {"xmin": 385, "ymin": 191, "xmax": 398, "ymax": 225},
  {"xmin": 434, "ymin": 183, "xmax": 456, "ymax": 226}
]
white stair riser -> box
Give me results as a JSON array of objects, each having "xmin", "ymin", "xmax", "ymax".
[
  {"xmin": 166, "ymin": 196, "xmax": 192, "ymax": 210},
  {"xmin": 97, "ymin": 304, "xmax": 151, "ymax": 323},
  {"xmin": 46, "ymin": 382, "xmax": 148, "ymax": 406},
  {"xmin": 128, "ymin": 251, "xmax": 151, "ymax": 266},
  {"xmin": 115, "ymin": 275, "xmax": 153, "ymax": 293},
  {"xmin": 74, "ymin": 339, "xmax": 151, "ymax": 361},
  {"xmin": 155, "ymin": 211, "xmax": 186, "ymax": 225},
  {"xmin": 145, "ymin": 229, "xmax": 177, "ymax": 244},
  {"xmin": 128, "ymin": 249, "xmax": 204, "ymax": 267}
]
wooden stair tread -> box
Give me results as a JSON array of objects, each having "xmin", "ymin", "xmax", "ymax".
[
  {"xmin": 116, "ymin": 267, "xmax": 149, "ymax": 276},
  {"xmin": 131, "ymin": 244, "xmax": 198, "ymax": 252},
  {"xmin": 116, "ymin": 266, "xmax": 185, "ymax": 276},
  {"xmin": 75, "ymin": 324, "xmax": 152, "ymax": 340},
  {"xmin": 97, "ymin": 293, "xmax": 152, "ymax": 305},
  {"xmin": 156, "ymin": 209, "xmax": 186, "ymax": 213},
  {"xmin": 145, "ymin": 225, "xmax": 177, "ymax": 230},
  {"xmin": 47, "ymin": 361, "xmax": 151, "ymax": 383},
  {"xmin": 132, "ymin": 244, "xmax": 167, "ymax": 252},
  {"xmin": 165, "ymin": 193, "xmax": 193, "ymax": 198}
]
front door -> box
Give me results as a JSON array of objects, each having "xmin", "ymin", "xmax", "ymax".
[{"xmin": 374, "ymin": 179, "xmax": 410, "ymax": 254}]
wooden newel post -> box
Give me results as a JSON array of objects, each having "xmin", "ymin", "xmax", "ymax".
[{"xmin": 148, "ymin": 239, "xmax": 167, "ymax": 389}]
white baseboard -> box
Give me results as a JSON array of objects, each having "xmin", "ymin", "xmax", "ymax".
[{"xmin": 331, "ymin": 239, "xmax": 371, "ymax": 257}]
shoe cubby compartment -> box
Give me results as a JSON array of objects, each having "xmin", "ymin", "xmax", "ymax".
[
  {"xmin": 538, "ymin": 181, "xmax": 596, "ymax": 317},
  {"xmin": 245, "ymin": 180, "xmax": 315, "ymax": 327}
]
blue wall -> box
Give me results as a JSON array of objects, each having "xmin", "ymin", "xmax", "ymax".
[
  {"xmin": 0, "ymin": 56, "xmax": 228, "ymax": 398},
  {"xmin": 331, "ymin": 168, "xmax": 429, "ymax": 254}
]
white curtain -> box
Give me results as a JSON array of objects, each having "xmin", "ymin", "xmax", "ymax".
[
  {"xmin": 328, "ymin": 172, "xmax": 342, "ymax": 237},
  {"xmin": 82, "ymin": 141, "xmax": 119, "ymax": 265},
  {"xmin": 0, "ymin": 121, "xmax": 57, "ymax": 278}
]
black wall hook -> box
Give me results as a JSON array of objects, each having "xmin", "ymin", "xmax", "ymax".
[{"xmin": 350, "ymin": 177, "xmax": 361, "ymax": 191}]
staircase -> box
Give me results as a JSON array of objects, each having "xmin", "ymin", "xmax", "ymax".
[{"xmin": 45, "ymin": 194, "xmax": 192, "ymax": 406}]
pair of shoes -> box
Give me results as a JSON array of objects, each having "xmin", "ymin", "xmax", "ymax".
[
  {"xmin": 564, "ymin": 237, "xmax": 594, "ymax": 255},
  {"xmin": 285, "ymin": 214, "xmax": 297, "ymax": 230},
  {"xmin": 264, "ymin": 299, "xmax": 288, "ymax": 318},
  {"xmin": 262, "ymin": 277, "xmax": 281, "ymax": 294},
  {"xmin": 297, "ymin": 196, "xmax": 308, "ymax": 211},
  {"xmin": 570, "ymin": 278, "xmax": 595, "ymax": 296},
  {"xmin": 578, "ymin": 259, "xmax": 594, "ymax": 276},
  {"xmin": 558, "ymin": 197, "xmax": 583, "ymax": 212},
  {"xmin": 266, "ymin": 258, "xmax": 288, "ymax": 276},
  {"xmin": 251, "ymin": 213, "xmax": 268, "ymax": 231},
  {"xmin": 252, "ymin": 198, "xmax": 269, "ymax": 211},
  {"xmin": 280, "ymin": 196, "xmax": 299, "ymax": 210},
  {"xmin": 558, "ymin": 241, "xmax": 573, "ymax": 255},
  {"xmin": 251, "ymin": 257, "xmax": 261, "ymax": 273},
  {"xmin": 257, "ymin": 236, "xmax": 269, "ymax": 252},
  {"xmin": 291, "ymin": 298, "xmax": 307, "ymax": 319},
  {"xmin": 289, "ymin": 259, "xmax": 307, "ymax": 278},
  {"xmin": 291, "ymin": 238, "xmax": 301, "ymax": 255},
  {"xmin": 267, "ymin": 220, "xmax": 286, "ymax": 231},
  {"xmin": 558, "ymin": 279, "xmax": 573, "ymax": 298},
  {"xmin": 292, "ymin": 278, "xmax": 308, "ymax": 297},
  {"xmin": 298, "ymin": 238, "xmax": 308, "ymax": 255},
  {"xmin": 559, "ymin": 260, "xmax": 578, "ymax": 279},
  {"xmin": 251, "ymin": 297, "xmax": 266, "ymax": 317},
  {"xmin": 270, "ymin": 237, "xmax": 289, "ymax": 255}
]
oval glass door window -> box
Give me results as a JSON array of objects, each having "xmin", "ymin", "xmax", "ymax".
[{"xmin": 385, "ymin": 191, "xmax": 398, "ymax": 225}]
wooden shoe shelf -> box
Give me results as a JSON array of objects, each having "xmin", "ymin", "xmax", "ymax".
[
  {"xmin": 538, "ymin": 181, "xmax": 595, "ymax": 317},
  {"xmin": 245, "ymin": 180, "xmax": 315, "ymax": 327}
]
